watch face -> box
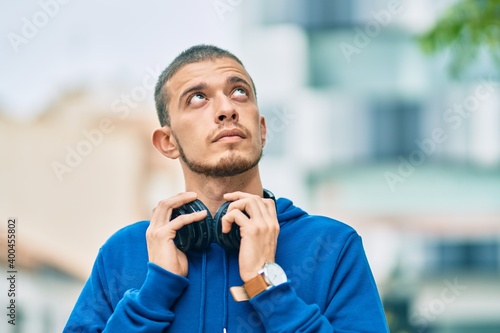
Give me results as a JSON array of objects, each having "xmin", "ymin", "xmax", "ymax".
[{"xmin": 264, "ymin": 263, "xmax": 287, "ymax": 286}]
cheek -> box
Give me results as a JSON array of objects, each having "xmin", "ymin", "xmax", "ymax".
[
  {"xmin": 181, "ymin": 125, "xmax": 208, "ymax": 151},
  {"xmin": 174, "ymin": 116, "xmax": 204, "ymax": 137}
]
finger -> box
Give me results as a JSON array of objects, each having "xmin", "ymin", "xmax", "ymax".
[
  {"xmin": 263, "ymin": 198, "xmax": 277, "ymax": 217},
  {"xmin": 226, "ymin": 198, "xmax": 279, "ymax": 241},
  {"xmin": 223, "ymin": 191, "xmax": 253, "ymax": 201},
  {"xmin": 224, "ymin": 192, "xmax": 272, "ymax": 218},
  {"xmin": 147, "ymin": 210, "xmax": 207, "ymax": 244},
  {"xmin": 226, "ymin": 196, "xmax": 267, "ymax": 223},
  {"xmin": 221, "ymin": 209, "xmax": 248, "ymax": 233},
  {"xmin": 168, "ymin": 210, "xmax": 207, "ymax": 232},
  {"xmin": 151, "ymin": 192, "xmax": 198, "ymax": 228}
]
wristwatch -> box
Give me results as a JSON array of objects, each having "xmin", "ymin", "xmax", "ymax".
[{"xmin": 243, "ymin": 262, "xmax": 287, "ymax": 298}]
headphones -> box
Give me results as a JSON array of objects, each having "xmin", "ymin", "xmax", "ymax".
[{"xmin": 171, "ymin": 189, "xmax": 275, "ymax": 252}]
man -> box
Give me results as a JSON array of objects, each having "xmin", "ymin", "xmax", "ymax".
[{"xmin": 64, "ymin": 44, "xmax": 388, "ymax": 332}]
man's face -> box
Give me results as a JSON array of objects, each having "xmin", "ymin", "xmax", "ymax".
[{"xmin": 165, "ymin": 57, "xmax": 266, "ymax": 178}]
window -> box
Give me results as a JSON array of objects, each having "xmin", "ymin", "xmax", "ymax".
[
  {"xmin": 261, "ymin": 0, "xmax": 356, "ymax": 29},
  {"xmin": 427, "ymin": 238, "xmax": 500, "ymax": 275},
  {"xmin": 370, "ymin": 98, "xmax": 422, "ymax": 160}
]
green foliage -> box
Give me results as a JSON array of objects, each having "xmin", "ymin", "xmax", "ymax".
[{"xmin": 419, "ymin": 0, "xmax": 500, "ymax": 77}]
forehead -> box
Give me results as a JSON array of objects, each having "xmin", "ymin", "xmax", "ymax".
[{"xmin": 166, "ymin": 57, "xmax": 252, "ymax": 98}]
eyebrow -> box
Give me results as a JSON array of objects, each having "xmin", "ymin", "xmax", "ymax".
[
  {"xmin": 178, "ymin": 82, "xmax": 208, "ymax": 108},
  {"xmin": 228, "ymin": 76, "xmax": 255, "ymax": 97},
  {"xmin": 227, "ymin": 75, "xmax": 251, "ymax": 88}
]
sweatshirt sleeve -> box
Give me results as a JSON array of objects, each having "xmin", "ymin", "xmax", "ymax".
[
  {"xmin": 63, "ymin": 252, "xmax": 189, "ymax": 332},
  {"xmin": 249, "ymin": 233, "xmax": 389, "ymax": 333}
]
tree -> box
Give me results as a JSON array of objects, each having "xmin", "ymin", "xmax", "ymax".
[{"xmin": 419, "ymin": 0, "xmax": 500, "ymax": 77}]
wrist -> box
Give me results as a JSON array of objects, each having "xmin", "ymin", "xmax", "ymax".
[
  {"xmin": 239, "ymin": 262, "xmax": 287, "ymax": 300},
  {"xmin": 241, "ymin": 256, "xmax": 276, "ymax": 282},
  {"xmin": 241, "ymin": 266, "xmax": 263, "ymax": 283}
]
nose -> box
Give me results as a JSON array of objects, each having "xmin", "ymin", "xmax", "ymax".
[{"xmin": 214, "ymin": 94, "xmax": 239, "ymax": 123}]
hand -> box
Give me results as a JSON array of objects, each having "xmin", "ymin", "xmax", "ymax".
[
  {"xmin": 146, "ymin": 192, "xmax": 207, "ymax": 276},
  {"xmin": 221, "ymin": 192, "xmax": 279, "ymax": 282}
]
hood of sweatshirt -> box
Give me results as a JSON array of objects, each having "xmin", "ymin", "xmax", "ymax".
[{"xmin": 276, "ymin": 197, "xmax": 307, "ymax": 225}]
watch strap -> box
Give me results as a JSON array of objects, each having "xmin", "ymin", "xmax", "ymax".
[
  {"xmin": 230, "ymin": 286, "xmax": 250, "ymax": 302},
  {"xmin": 243, "ymin": 273, "xmax": 269, "ymax": 298}
]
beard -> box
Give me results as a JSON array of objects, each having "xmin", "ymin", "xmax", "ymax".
[{"xmin": 175, "ymin": 137, "xmax": 263, "ymax": 178}]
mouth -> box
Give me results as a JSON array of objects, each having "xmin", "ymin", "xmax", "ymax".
[{"xmin": 212, "ymin": 128, "xmax": 247, "ymax": 143}]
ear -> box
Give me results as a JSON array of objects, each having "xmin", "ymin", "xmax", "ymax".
[
  {"xmin": 152, "ymin": 126, "xmax": 180, "ymax": 159},
  {"xmin": 260, "ymin": 116, "xmax": 267, "ymax": 147}
]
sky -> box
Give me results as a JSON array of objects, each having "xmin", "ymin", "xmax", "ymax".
[
  {"xmin": 1, "ymin": 0, "xmax": 459, "ymax": 121},
  {"xmin": 1, "ymin": 0, "xmax": 243, "ymax": 119}
]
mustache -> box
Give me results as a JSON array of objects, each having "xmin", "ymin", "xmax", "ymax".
[{"xmin": 209, "ymin": 122, "xmax": 250, "ymax": 140}]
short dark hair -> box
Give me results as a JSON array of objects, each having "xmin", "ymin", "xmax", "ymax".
[{"xmin": 154, "ymin": 44, "xmax": 256, "ymax": 127}]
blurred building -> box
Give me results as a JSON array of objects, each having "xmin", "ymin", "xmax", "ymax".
[
  {"xmin": 239, "ymin": 0, "xmax": 500, "ymax": 332},
  {"xmin": 0, "ymin": 88, "xmax": 184, "ymax": 332}
]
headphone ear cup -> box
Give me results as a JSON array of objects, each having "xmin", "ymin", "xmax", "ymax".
[
  {"xmin": 213, "ymin": 202, "xmax": 241, "ymax": 252},
  {"xmin": 263, "ymin": 188, "xmax": 276, "ymax": 203},
  {"xmin": 171, "ymin": 200, "xmax": 213, "ymax": 252}
]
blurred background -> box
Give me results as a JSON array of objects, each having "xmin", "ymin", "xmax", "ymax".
[{"xmin": 1, "ymin": 0, "xmax": 500, "ymax": 332}]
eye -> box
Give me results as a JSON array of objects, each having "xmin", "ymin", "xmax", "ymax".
[
  {"xmin": 188, "ymin": 93, "xmax": 206, "ymax": 105},
  {"xmin": 232, "ymin": 87, "xmax": 248, "ymax": 97}
]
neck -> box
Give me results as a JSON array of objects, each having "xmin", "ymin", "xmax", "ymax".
[{"xmin": 182, "ymin": 166, "xmax": 263, "ymax": 215}]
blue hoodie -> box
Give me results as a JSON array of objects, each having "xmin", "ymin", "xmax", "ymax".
[{"xmin": 64, "ymin": 198, "xmax": 388, "ymax": 332}]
